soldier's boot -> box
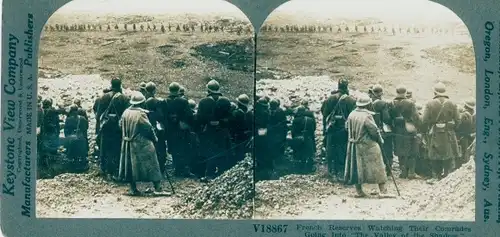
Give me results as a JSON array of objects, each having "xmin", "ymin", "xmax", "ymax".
[
  {"xmin": 355, "ymin": 184, "xmax": 367, "ymax": 198},
  {"xmin": 407, "ymin": 157, "xmax": 420, "ymax": 179}
]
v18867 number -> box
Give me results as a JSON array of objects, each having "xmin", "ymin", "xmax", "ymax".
[{"xmin": 253, "ymin": 224, "xmax": 288, "ymax": 233}]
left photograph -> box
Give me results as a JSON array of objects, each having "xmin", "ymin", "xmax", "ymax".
[{"xmin": 36, "ymin": 0, "xmax": 255, "ymax": 219}]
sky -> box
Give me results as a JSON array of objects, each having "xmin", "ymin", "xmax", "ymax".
[{"xmin": 53, "ymin": 0, "xmax": 463, "ymax": 24}]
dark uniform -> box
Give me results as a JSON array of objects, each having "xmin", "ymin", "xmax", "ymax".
[
  {"xmin": 255, "ymin": 98, "xmax": 271, "ymax": 180},
  {"xmin": 455, "ymin": 99, "xmax": 475, "ymax": 169},
  {"xmin": 94, "ymin": 78, "xmax": 130, "ymax": 178},
  {"xmin": 196, "ymin": 80, "xmax": 232, "ymax": 179},
  {"xmin": 64, "ymin": 105, "xmax": 89, "ymax": 171},
  {"xmin": 389, "ymin": 86, "xmax": 421, "ymax": 179},
  {"xmin": 422, "ymin": 83, "xmax": 460, "ymax": 180},
  {"xmin": 144, "ymin": 82, "xmax": 168, "ymax": 176},
  {"xmin": 39, "ymin": 99, "xmax": 64, "ymax": 169},
  {"xmin": 321, "ymin": 79, "xmax": 356, "ymax": 180},
  {"xmin": 370, "ymin": 85, "xmax": 394, "ymax": 176},
  {"xmin": 268, "ymin": 99, "xmax": 288, "ymax": 165},
  {"xmin": 230, "ymin": 94, "xmax": 252, "ymax": 167},
  {"xmin": 291, "ymin": 106, "xmax": 316, "ymax": 173},
  {"xmin": 161, "ymin": 82, "xmax": 195, "ymax": 177}
]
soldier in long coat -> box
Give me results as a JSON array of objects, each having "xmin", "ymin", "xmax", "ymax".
[
  {"xmin": 390, "ymin": 86, "xmax": 421, "ymax": 179},
  {"xmin": 94, "ymin": 78, "xmax": 129, "ymax": 179},
  {"xmin": 291, "ymin": 106, "xmax": 316, "ymax": 174},
  {"xmin": 39, "ymin": 98, "xmax": 64, "ymax": 169},
  {"xmin": 254, "ymin": 98, "xmax": 272, "ymax": 180},
  {"xmin": 196, "ymin": 80, "xmax": 232, "ymax": 179},
  {"xmin": 118, "ymin": 92, "xmax": 164, "ymax": 196},
  {"xmin": 161, "ymin": 82, "xmax": 195, "ymax": 177},
  {"xmin": 344, "ymin": 94, "xmax": 389, "ymax": 198},
  {"xmin": 268, "ymin": 99, "xmax": 288, "ymax": 165},
  {"xmin": 455, "ymin": 98, "xmax": 475, "ymax": 169},
  {"xmin": 64, "ymin": 105, "xmax": 89, "ymax": 170},
  {"xmin": 321, "ymin": 78, "xmax": 356, "ymax": 181},
  {"xmin": 370, "ymin": 85, "xmax": 394, "ymax": 176},
  {"xmin": 144, "ymin": 82, "xmax": 167, "ymax": 176},
  {"xmin": 422, "ymin": 83, "xmax": 460, "ymax": 180},
  {"xmin": 230, "ymin": 94, "xmax": 252, "ymax": 166}
]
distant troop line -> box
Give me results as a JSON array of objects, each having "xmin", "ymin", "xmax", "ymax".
[{"xmin": 43, "ymin": 22, "xmax": 464, "ymax": 36}]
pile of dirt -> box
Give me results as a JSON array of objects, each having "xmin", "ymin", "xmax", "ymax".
[
  {"xmin": 400, "ymin": 159, "xmax": 475, "ymax": 220},
  {"xmin": 191, "ymin": 39, "xmax": 254, "ymax": 72},
  {"xmin": 173, "ymin": 156, "xmax": 254, "ymax": 219}
]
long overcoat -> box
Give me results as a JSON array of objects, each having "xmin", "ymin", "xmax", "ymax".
[
  {"xmin": 344, "ymin": 108, "xmax": 388, "ymax": 185},
  {"xmin": 390, "ymin": 95, "xmax": 421, "ymax": 157},
  {"xmin": 422, "ymin": 95, "xmax": 460, "ymax": 161},
  {"xmin": 118, "ymin": 107, "xmax": 163, "ymax": 182}
]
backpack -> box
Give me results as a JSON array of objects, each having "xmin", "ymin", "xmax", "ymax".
[
  {"xmin": 99, "ymin": 92, "xmax": 121, "ymax": 131},
  {"xmin": 325, "ymin": 94, "xmax": 348, "ymax": 132}
]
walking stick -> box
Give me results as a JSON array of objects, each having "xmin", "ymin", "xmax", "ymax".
[{"xmin": 380, "ymin": 132, "xmax": 401, "ymax": 196}]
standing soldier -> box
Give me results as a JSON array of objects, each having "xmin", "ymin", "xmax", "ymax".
[
  {"xmin": 73, "ymin": 99, "xmax": 88, "ymax": 121},
  {"xmin": 370, "ymin": 84, "xmax": 394, "ymax": 176},
  {"xmin": 389, "ymin": 86, "xmax": 421, "ymax": 179},
  {"xmin": 268, "ymin": 98, "xmax": 288, "ymax": 165},
  {"xmin": 95, "ymin": 78, "xmax": 129, "ymax": 180},
  {"xmin": 321, "ymin": 78, "xmax": 356, "ymax": 181},
  {"xmin": 64, "ymin": 105, "xmax": 89, "ymax": 171},
  {"xmin": 118, "ymin": 92, "xmax": 166, "ymax": 196},
  {"xmin": 144, "ymin": 82, "xmax": 167, "ymax": 176},
  {"xmin": 254, "ymin": 98, "xmax": 271, "ymax": 180},
  {"xmin": 422, "ymin": 82, "xmax": 460, "ymax": 182},
  {"xmin": 291, "ymin": 106, "xmax": 316, "ymax": 174},
  {"xmin": 179, "ymin": 86, "xmax": 186, "ymax": 99},
  {"xmin": 455, "ymin": 98, "xmax": 475, "ymax": 169},
  {"xmin": 344, "ymin": 94, "xmax": 390, "ymax": 198},
  {"xmin": 161, "ymin": 82, "xmax": 195, "ymax": 177},
  {"xmin": 196, "ymin": 80, "xmax": 232, "ymax": 180},
  {"xmin": 39, "ymin": 98, "xmax": 64, "ymax": 170},
  {"xmin": 230, "ymin": 94, "xmax": 252, "ymax": 166}
]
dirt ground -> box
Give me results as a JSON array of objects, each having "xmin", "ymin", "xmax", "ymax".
[{"xmin": 254, "ymin": 15, "xmax": 475, "ymax": 220}]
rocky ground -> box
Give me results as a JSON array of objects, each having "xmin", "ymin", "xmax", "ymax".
[
  {"xmin": 36, "ymin": 73, "xmax": 253, "ymax": 219},
  {"xmin": 254, "ymin": 19, "xmax": 475, "ymax": 220}
]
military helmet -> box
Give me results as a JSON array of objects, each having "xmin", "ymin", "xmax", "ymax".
[
  {"xmin": 145, "ymin": 82, "xmax": 156, "ymax": 93},
  {"xmin": 257, "ymin": 97, "xmax": 268, "ymax": 106},
  {"xmin": 188, "ymin": 99, "xmax": 196, "ymax": 109},
  {"xmin": 130, "ymin": 91, "xmax": 146, "ymax": 105},
  {"xmin": 237, "ymin": 94, "xmax": 250, "ymax": 105},
  {"xmin": 433, "ymin": 82, "xmax": 446, "ymax": 95},
  {"xmin": 356, "ymin": 94, "xmax": 372, "ymax": 107},
  {"xmin": 338, "ymin": 78, "xmax": 349, "ymax": 89},
  {"xmin": 206, "ymin": 79, "xmax": 220, "ymax": 93},
  {"xmin": 372, "ymin": 84, "xmax": 383, "ymax": 95},
  {"xmin": 69, "ymin": 105, "xmax": 79, "ymax": 114},
  {"xmin": 464, "ymin": 98, "xmax": 476, "ymax": 109},
  {"xmin": 296, "ymin": 106, "xmax": 307, "ymax": 115},
  {"xmin": 139, "ymin": 82, "xmax": 147, "ymax": 89},
  {"xmin": 395, "ymin": 85, "xmax": 407, "ymax": 95},
  {"xmin": 42, "ymin": 98, "xmax": 52, "ymax": 107},
  {"xmin": 169, "ymin": 82, "xmax": 180, "ymax": 93},
  {"xmin": 269, "ymin": 98, "xmax": 280, "ymax": 108},
  {"xmin": 179, "ymin": 86, "xmax": 186, "ymax": 95}
]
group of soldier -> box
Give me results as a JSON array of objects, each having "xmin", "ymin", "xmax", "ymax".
[
  {"xmin": 44, "ymin": 22, "xmax": 253, "ymax": 34},
  {"xmin": 252, "ymin": 78, "xmax": 475, "ymax": 197}
]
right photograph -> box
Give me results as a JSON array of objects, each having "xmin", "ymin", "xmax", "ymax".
[{"xmin": 253, "ymin": 0, "xmax": 476, "ymax": 221}]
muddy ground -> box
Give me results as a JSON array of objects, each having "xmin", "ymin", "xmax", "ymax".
[{"xmin": 254, "ymin": 15, "xmax": 475, "ymax": 221}]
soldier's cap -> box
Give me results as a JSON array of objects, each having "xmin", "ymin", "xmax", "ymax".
[
  {"xmin": 139, "ymin": 82, "xmax": 147, "ymax": 89},
  {"xmin": 169, "ymin": 82, "xmax": 181, "ymax": 95},
  {"xmin": 433, "ymin": 82, "xmax": 446, "ymax": 95},
  {"xmin": 237, "ymin": 94, "xmax": 250, "ymax": 105},
  {"xmin": 206, "ymin": 79, "xmax": 220, "ymax": 94},
  {"xmin": 356, "ymin": 94, "xmax": 372, "ymax": 107},
  {"xmin": 188, "ymin": 99, "xmax": 196, "ymax": 107},
  {"xmin": 372, "ymin": 84, "xmax": 383, "ymax": 95},
  {"xmin": 130, "ymin": 91, "xmax": 146, "ymax": 105},
  {"xmin": 269, "ymin": 98, "xmax": 280, "ymax": 108},
  {"xmin": 111, "ymin": 77, "xmax": 122, "ymax": 88},
  {"xmin": 395, "ymin": 85, "xmax": 407, "ymax": 95},
  {"xmin": 464, "ymin": 98, "xmax": 476, "ymax": 109},
  {"xmin": 145, "ymin": 82, "xmax": 156, "ymax": 92}
]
